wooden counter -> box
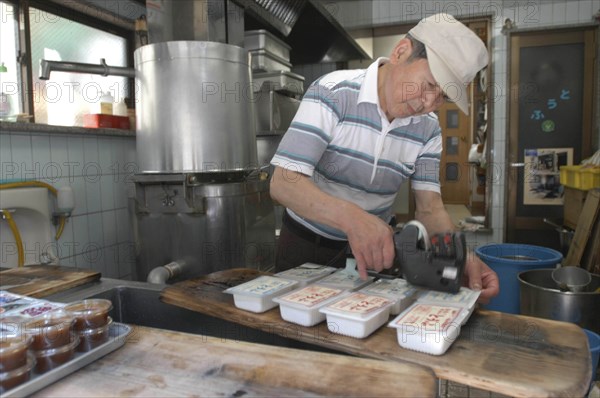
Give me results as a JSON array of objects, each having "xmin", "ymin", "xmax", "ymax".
[
  {"xmin": 32, "ymin": 326, "xmax": 437, "ymax": 397},
  {"xmin": 0, "ymin": 265, "xmax": 100, "ymax": 298},
  {"xmin": 161, "ymin": 268, "xmax": 592, "ymax": 398}
]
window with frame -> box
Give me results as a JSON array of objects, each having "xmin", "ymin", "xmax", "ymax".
[
  {"xmin": 0, "ymin": 0, "xmax": 135, "ymax": 127},
  {"xmin": 0, "ymin": 2, "xmax": 20, "ymax": 120}
]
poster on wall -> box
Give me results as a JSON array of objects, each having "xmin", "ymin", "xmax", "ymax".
[{"xmin": 523, "ymin": 148, "xmax": 573, "ymax": 205}]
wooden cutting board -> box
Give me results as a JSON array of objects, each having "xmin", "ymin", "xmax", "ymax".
[
  {"xmin": 34, "ymin": 326, "xmax": 437, "ymax": 397},
  {"xmin": 161, "ymin": 268, "xmax": 592, "ymax": 398},
  {"xmin": 0, "ymin": 265, "xmax": 100, "ymax": 298}
]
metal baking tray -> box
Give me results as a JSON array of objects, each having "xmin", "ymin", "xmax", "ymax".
[
  {"xmin": 245, "ymin": 29, "xmax": 291, "ymax": 62},
  {"xmin": 252, "ymin": 71, "xmax": 305, "ymax": 95},
  {"xmin": 3, "ymin": 322, "xmax": 132, "ymax": 398},
  {"xmin": 250, "ymin": 49, "xmax": 292, "ymax": 73}
]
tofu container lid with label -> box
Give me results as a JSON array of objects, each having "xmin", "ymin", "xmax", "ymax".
[
  {"xmin": 319, "ymin": 292, "xmax": 394, "ymax": 339},
  {"xmin": 388, "ymin": 302, "xmax": 464, "ymax": 355},
  {"xmin": 415, "ymin": 287, "xmax": 480, "ymax": 325},
  {"xmin": 275, "ymin": 263, "xmax": 337, "ymax": 287},
  {"xmin": 273, "ymin": 285, "xmax": 347, "ymax": 327},
  {"xmin": 223, "ymin": 276, "xmax": 298, "ymax": 313},
  {"xmin": 317, "ymin": 269, "xmax": 374, "ymax": 291},
  {"xmin": 359, "ymin": 278, "xmax": 418, "ymax": 315}
]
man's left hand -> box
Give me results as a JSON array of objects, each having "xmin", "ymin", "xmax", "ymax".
[{"xmin": 463, "ymin": 252, "xmax": 499, "ymax": 304}]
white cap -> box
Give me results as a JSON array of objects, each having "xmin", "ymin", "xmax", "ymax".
[{"xmin": 409, "ymin": 13, "xmax": 488, "ymax": 115}]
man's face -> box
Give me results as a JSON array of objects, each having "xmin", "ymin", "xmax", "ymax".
[{"xmin": 382, "ymin": 57, "xmax": 447, "ymax": 119}]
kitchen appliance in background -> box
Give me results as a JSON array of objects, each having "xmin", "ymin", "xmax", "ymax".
[{"xmin": 132, "ymin": 40, "xmax": 275, "ymax": 282}]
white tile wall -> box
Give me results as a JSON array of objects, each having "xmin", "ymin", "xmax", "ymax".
[
  {"xmin": 0, "ymin": 129, "xmax": 135, "ymax": 279},
  {"xmin": 31, "ymin": 135, "xmax": 51, "ymax": 180}
]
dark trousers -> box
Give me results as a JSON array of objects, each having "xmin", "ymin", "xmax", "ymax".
[{"xmin": 275, "ymin": 211, "xmax": 348, "ymax": 272}]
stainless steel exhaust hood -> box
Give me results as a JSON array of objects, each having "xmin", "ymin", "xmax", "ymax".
[
  {"xmin": 146, "ymin": 0, "xmax": 369, "ymax": 64},
  {"xmin": 235, "ymin": 0, "xmax": 370, "ymax": 64}
]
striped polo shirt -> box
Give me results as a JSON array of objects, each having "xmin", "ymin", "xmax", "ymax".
[{"xmin": 271, "ymin": 57, "xmax": 442, "ymax": 240}]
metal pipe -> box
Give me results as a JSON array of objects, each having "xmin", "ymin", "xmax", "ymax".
[
  {"xmin": 39, "ymin": 58, "xmax": 135, "ymax": 80},
  {"xmin": 147, "ymin": 260, "xmax": 187, "ymax": 284}
]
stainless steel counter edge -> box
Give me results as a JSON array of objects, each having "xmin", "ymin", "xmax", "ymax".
[
  {"xmin": 0, "ymin": 121, "xmax": 136, "ymax": 138},
  {"xmin": 44, "ymin": 277, "xmax": 164, "ymax": 303}
]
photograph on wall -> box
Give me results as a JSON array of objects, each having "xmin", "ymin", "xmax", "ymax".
[{"xmin": 523, "ymin": 148, "xmax": 573, "ymax": 205}]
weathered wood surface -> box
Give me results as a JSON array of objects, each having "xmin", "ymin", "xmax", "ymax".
[
  {"xmin": 32, "ymin": 326, "xmax": 437, "ymax": 397},
  {"xmin": 0, "ymin": 265, "xmax": 100, "ymax": 298},
  {"xmin": 161, "ymin": 268, "xmax": 592, "ymax": 398}
]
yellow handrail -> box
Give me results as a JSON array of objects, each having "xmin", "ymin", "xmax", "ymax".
[{"xmin": 1, "ymin": 209, "xmax": 25, "ymax": 267}]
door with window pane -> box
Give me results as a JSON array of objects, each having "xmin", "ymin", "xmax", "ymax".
[
  {"xmin": 507, "ymin": 27, "xmax": 596, "ymax": 246},
  {"xmin": 438, "ymin": 102, "xmax": 470, "ymax": 205}
]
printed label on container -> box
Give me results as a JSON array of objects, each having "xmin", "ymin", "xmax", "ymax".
[
  {"xmin": 395, "ymin": 304, "xmax": 460, "ymax": 330},
  {"xmin": 320, "ymin": 271, "xmax": 366, "ymax": 288},
  {"xmin": 329, "ymin": 293, "xmax": 392, "ymax": 314},
  {"xmin": 230, "ymin": 276, "xmax": 293, "ymax": 296},
  {"xmin": 9, "ymin": 301, "xmax": 65, "ymax": 319},
  {"xmin": 281, "ymin": 285, "xmax": 342, "ymax": 307},
  {"xmin": 278, "ymin": 265, "xmax": 333, "ymax": 280},
  {"xmin": 417, "ymin": 288, "xmax": 478, "ymax": 305},
  {"xmin": 0, "ymin": 291, "xmax": 30, "ymax": 305},
  {"xmin": 362, "ymin": 279, "xmax": 417, "ymax": 298}
]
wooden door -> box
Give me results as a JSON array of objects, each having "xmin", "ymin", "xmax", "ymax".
[
  {"xmin": 507, "ymin": 27, "xmax": 597, "ymax": 247},
  {"xmin": 438, "ymin": 101, "xmax": 471, "ymax": 205}
]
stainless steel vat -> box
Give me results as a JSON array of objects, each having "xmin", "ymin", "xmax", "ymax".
[
  {"xmin": 134, "ymin": 41, "xmax": 257, "ymax": 173},
  {"xmin": 132, "ymin": 173, "xmax": 275, "ymax": 281},
  {"xmin": 519, "ymin": 269, "xmax": 600, "ymax": 334}
]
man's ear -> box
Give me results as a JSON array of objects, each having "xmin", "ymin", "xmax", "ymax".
[{"xmin": 390, "ymin": 37, "xmax": 412, "ymax": 64}]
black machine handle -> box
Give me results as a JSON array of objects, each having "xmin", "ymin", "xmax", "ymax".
[{"xmin": 393, "ymin": 224, "xmax": 466, "ymax": 293}]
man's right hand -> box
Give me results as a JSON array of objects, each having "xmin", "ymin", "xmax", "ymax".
[
  {"xmin": 344, "ymin": 212, "xmax": 395, "ymax": 280},
  {"xmin": 270, "ymin": 166, "xmax": 395, "ymax": 280}
]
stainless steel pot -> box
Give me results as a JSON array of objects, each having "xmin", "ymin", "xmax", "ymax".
[
  {"xmin": 519, "ymin": 269, "xmax": 600, "ymax": 333},
  {"xmin": 135, "ymin": 41, "xmax": 257, "ymax": 174}
]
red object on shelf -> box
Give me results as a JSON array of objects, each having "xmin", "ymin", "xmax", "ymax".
[{"xmin": 83, "ymin": 114, "xmax": 130, "ymax": 130}]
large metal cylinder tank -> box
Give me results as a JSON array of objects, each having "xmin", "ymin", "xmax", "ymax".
[
  {"xmin": 134, "ymin": 41, "xmax": 257, "ymax": 173},
  {"xmin": 132, "ymin": 173, "xmax": 274, "ymax": 281}
]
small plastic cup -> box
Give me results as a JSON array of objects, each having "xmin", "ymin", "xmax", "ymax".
[
  {"xmin": 24, "ymin": 309, "xmax": 75, "ymax": 351},
  {"xmin": 0, "ymin": 332, "xmax": 33, "ymax": 372},
  {"xmin": 0, "ymin": 316, "xmax": 27, "ymax": 336},
  {"xmin": 33, "ymin": 333, "xmax": 80, "ymax": 374},
  {"xmin": 64, "ymin": 299, "xmax": 113, "ymax": 331},
  {"xmin": 0, "ymin": 352, "xmax": 35, "ymax": 393},
  {"xmin": 76, "ymin": 317, "xmax": 113, "ymax": 352}
]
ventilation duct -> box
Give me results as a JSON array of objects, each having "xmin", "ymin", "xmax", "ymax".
[{"xmin": 241, "ymin": 0, "xmax": 370, "ymax": 64}]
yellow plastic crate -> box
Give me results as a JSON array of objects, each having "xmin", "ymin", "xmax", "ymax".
[{"xmin": 560, "ymin": 165, "xmax": 600, "ymax": 190}]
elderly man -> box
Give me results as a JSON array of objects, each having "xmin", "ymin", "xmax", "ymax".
[{"xmin": 270, "ymin": 13, "xmax": 499, "ymax": 303}]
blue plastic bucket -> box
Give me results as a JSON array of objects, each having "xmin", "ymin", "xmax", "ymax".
[
  {"xmin": 475, "ymin": 243, "xmax": 562, "ymax": 313},
  {"xmin": 585, "ymin": 329, "xmax": 600, "ymax": 382}
]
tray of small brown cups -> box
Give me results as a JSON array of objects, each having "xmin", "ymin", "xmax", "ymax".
[
  {"xmin": 63, "ymin": 299, "xmax": 113, "ymax": 352},
  {"xmin": 22, "ymin": 309, "xmax": 78, "ymax": 374},
  {"xmin": 0, "ymin": 323, "xmax": 36, "ymax": 394}
]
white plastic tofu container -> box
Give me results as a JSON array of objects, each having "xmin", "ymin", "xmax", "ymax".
[
  {"xmin": 359, "ymin": 278, "xmax": 418, "ymax": 315},
  {"xmin": 319, "ymin": 292, "xmax": 394, "ymax": 338},
  {"xmin": 223, "ymin": 276, "xmax": 298, "ymax": 313},
  {"xmin": 415, "ymin": 287, "xmax": 480, "ymax": 325},
  {"xmin": 273, "ymin": 285, "xmax": 346, "ymax": 326},
  {"xmin": 275, "ymin": 263, "xmax": 337, "ymax": 288},
  {"xmin": 388, "ymin": 303, "xmax": 463, "ymax": 355},
  {"xmin": 317, "ymin": 269, "xmax": 374, "ymax": 291}
]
